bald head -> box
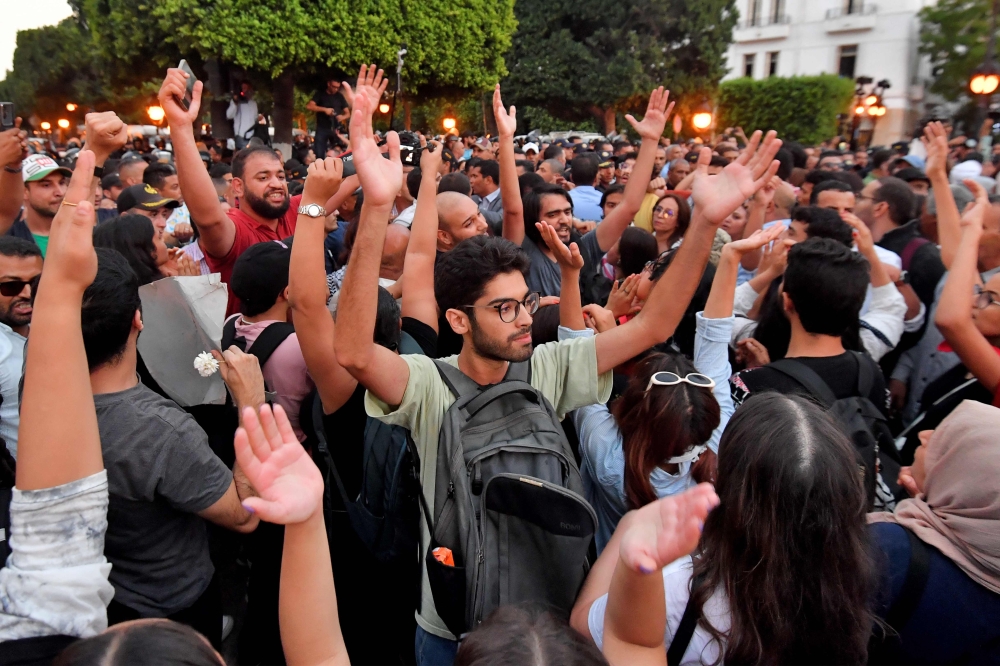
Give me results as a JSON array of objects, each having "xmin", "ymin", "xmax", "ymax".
[
  {"xmin": 381, "ymin": 223, "xmax": 410, "ymax": 281},
  {"xmin": 773, "ymin": 182, "xmax": 796, "ymax": 218},
  {"xmin": 436, "ymin": 191, "xmax": 488, "ymax": 251}
]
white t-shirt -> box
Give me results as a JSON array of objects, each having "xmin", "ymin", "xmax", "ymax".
[{"xmin": 588, "ymin": 555, "xmax": 731, "ymax": 666}]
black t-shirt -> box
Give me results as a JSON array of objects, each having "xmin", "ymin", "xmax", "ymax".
[
  {"xmin": 730, "ymin": 351, "xmax": 888, "ymax": 415},
  {"xmin": 312, "ymin": 90, "xmax": 348, "ymax": 131}
]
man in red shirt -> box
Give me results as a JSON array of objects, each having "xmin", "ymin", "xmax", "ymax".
[{"xmin": 159, "ymin": 68, "xmax": 301, "ymax": 315}]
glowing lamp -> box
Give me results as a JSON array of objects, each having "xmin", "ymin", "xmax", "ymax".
[
  {"xmin": 443, "ymin": 117, "xmax": 457, "ymax": 131},
  {"xmin": 40, "ymin": 122, "xmax": 51, "ymax": 131},
  {"xmin": 855, "ymin": 106, "xmax": 866, "ymax": 115},
  {"xmin": 57, "ymin": 119, "xmax": 70, "ymax": 129},
  {"xmin": 692, "ymin": 112, "xmax": 713, "ymax": 130},
  {"xmin": 147, "ymin": 106, "xmax": 165, "ymax": 122},
  {"xmin": 864, "ymin": 95, "xmax": 878, "ymax": 106},
  {"xmin": 66, "ymin": 103, "xmax": 77, "ymax": 112},
  {"xmin": 378, "ymin": 103, "xmax": 391, "ymax": 114},
  {"xmin": 971, "ymin": 72, "xmax": 1000, "ymax": 95}
]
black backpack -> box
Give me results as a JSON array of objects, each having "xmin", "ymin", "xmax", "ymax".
[{"xmin": 769, "ymin": 352, "xmax": 904, "ymax": 510}]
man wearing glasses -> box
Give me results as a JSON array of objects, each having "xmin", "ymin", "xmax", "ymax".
[{"xmin": 0, "ymin": 237, "xmax": 42, "ymax": 459}]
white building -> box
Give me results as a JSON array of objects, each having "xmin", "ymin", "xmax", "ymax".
[{"xmin": 724, "ymin": 0, "xmax": 936, "ymax": 146}]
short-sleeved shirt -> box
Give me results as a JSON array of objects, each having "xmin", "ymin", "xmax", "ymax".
[
  {"xmin": 312, "ymin": 91, "xmax": 348, "ymax": 131},
  {"xmin": 94, "ymin": 382, "xmax": 233, "ymax": 616},
  {"xmin": 364, "ymin": 335, "xmax": 613, "ymax": 639},
  {"xmin": 568, "ymin": 185, "xmax": 604, "ymax": 221},
  {"xmin": 522, "ymin": 229, "xmax": 603, "ymax": 298},
  {"xmin": 205, "ymin": 194, "xmax": 301, "ymax": 316}
]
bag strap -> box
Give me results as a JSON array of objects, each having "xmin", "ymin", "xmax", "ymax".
[
  {"xmin": 245, "ymin": 322, "xmax": 296, "ymax": 368},
  {"xmin": 433, "ymin": 359, "xmax": 482, "ymax": 399},
  {"xmin": 667, "ymin": 572, "xmax": 706, "ymax": 666},
  {"xmin": 221, "ymin": 316, "xmax": 240, "ymax": 351},
  {"xmin": 859, "ymin": 320, "xmax": 894, "ymax": 350},
  {"xmin": 853, "ymin": 352, "xmax": 875, "ymax": 398},
  {"xmin": 505, "ymin": 360, "xmax": 531, "ymax": 383},
  {"xmin": 884, "ymin": 528, "xmax": 932, "ymax": 634},
  {"xmin": 406, "ymin": 431, "xmax": 435, "ymax": 536},
  {"xmin": 767, "ymin": 358, "xmax": 838, "ymax": 407},
  {"xmin": 900, "ymin": 237, "xmax": 930, "ymax": 271}
]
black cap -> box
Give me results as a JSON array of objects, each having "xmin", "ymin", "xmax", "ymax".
[
  {"xmin": 117, "ymin": 184, "xmax": 180, "ymax": 214},
  {"xmin": 895, "ymin": 167, "xmax": 929, "ymax": 183},
  {"xmin": 101, "ymin": 173, "xmax": 122, "ymax": 191},
  {"xmin": 287, "ymin": 163, "xmax": 309, "ymax": 180},
  {"xmin": 230, "ymin": 241, "xmax": 292, "ymax": 312}
]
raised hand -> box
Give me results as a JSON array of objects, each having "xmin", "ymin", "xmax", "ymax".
[
  {"xmin": 493, "ymin": 84, "xmax": 517, "ymax": 139},
  {"xmin": 625, "ymin": 87, "xmax": 674, "ymax": 141},
  {"xmin": 736, "ymin": 338, "xmax": 770, "ymax": 369},
  {"xmin": 752, "ymin": 175, "xmax": 780, "ymax": 208},
  {"xmin": 922, "ymin": 121, "xmax": 949, "ymax": 181},
  {"xmin": 537, "ymin": 221, "xmax": 584, "ymax": 270},
  {"xmin": 606, "ymin": 273, "xmax": 642, "ymax": 319},
  {"xmin": 302, "ymin": 157, "xmax": 345, "ymax": 205},
  {"xmin": 420, "ymin": 139, "xmax": 443, "ymax": 175},
  {"xmin": 959, "ymin": 178, "xmax": 989, "ymax": 232},
  {"xmin": 692, "ymin": 130, "xmax": 783, "ymax": 225},
  {"xmin": 841, "ymin": 212, "xmax": 876, "ymax": 255},
  {"xmin": 233, "ymin": 404, "xmax": 324, "ymax": 525},
  {"xmin": 42, "ymin": 150, "xmax": 98, "ymax": 293},
  {"xmin": 158, "ymin": 67, "xmax": 203, "ymax": 129},
  {"xmin": 583, "ymin": 304, "xmax": 617, "ymax": 333},
  {"xmin": 81, "ymin": 111, "xmax": 128, "ymax": 164},
  {"xmin": 619, "ymin": 483, "xmax": 719, "ymax": 574},
  {"xmin": 211, "ymin": 346, "xmax": 266, "ymax": 410},
  {"xmin": 758, "ymin": 237, "xmax": 793, "ymax": 275},
  {"xmin": 342, "ymin": 64, "xmax": 388, "ymax": 116},
  {"xmin": 349, "ymin": 94, "xmax": 402, "ymax": 209},
  {"xmin": 723, "ymin": 223, "xmax": 784, "ymax": 258},
  {"xmin": 0, "ymin": 119, "xmax": 27, "ymax": 168}
]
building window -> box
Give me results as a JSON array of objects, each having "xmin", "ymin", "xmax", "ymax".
[
  {"xmin": 838, "ymin": 45, "xmax": 858, "ymax": 78},
  {"xmin": 744, "ymin": 54, "xmax": 756, "ymax": 78},
  {"xmin": 771, "ymin": 0, "xmax": 786, "ymax": 22},
  {"xmin": 767, "ymin": 51, "xmax": 780, "ymax": 77},
  {"xmin": 748, "ymin": 0, "xmax": 761, "ymax": 26}
]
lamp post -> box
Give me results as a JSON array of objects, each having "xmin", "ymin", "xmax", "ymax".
[
  {"xmin": 849, "ymin": 76, "xmax": 889, "ymax": 150},
  {"xmin": 970, "ymin": 0, "xmax": 1000, "ymax": 141},
  {"xmin": 691, "ymin": 100, "xmax": 714, "ymax": 137}
]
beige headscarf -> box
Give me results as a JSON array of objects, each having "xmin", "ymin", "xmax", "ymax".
[{"xmin": 869, "ymin": 400, "xmax": 1000, "ymax": 594}]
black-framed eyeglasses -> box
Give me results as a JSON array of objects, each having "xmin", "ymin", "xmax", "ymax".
[
  {"xmin": 645, "ymin": 371, "xmax": 716, "ymax": 392},
  {"xmin": 0, "ymin": 276, "xmax": 40, "ymax": 298},
  {"xmin": 463, "ymin": 292, "xmax": 540, "ymax": 323},
  {"xmin": 974, "ymin": 284, "xmax": 1000, "ymax": 310}
]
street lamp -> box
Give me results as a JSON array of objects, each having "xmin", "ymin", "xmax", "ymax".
[
  {"xmin": 848, "ymin": 77, "xmax": 890, "ymax": 150},
  {"xmin": 970, "ymin": 0, "xmax": 1000, "ymax": 137},
  {"xmin": 66, "ymin": 103, "xmax": 77, "ymax": 112},
  {"xmin": 57, "ymin": 119, "xmax": 70, "ymax": 129},
  {"xmin": 147, "ymin": 106, "xmax": 165, "ymax": 123},
  {"xmin": 378, "ymin": 103, "xmax": 391, "ymax": 114},
  {"xmin": 692, "ymin": 101, "xmax": 713, "ymax": 131},
  {"xmin": 443, "ymin": 116, "xmax": 457, "ymax": 131},
  {"xmin": 40, "ymin": 121, "xmax": 51, "ymax": 131}
]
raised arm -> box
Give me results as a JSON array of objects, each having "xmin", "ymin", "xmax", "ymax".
[
  {"xmin": 286, "ymin": 159, "xmax": 359, "ymax": 416},
  {"xmin": 706, "ymin": 225, "xmax": 784, "ymax": 318},
  {"xmin": 81, "ymin": 111, "xmax": 128, "ymax": 203},
  {"xmin": 158, "ymin": 67, "xmax": 234, "ymax": 258},
  {"xmin": 17, "ymin": 150, "xmax": 102, "ymax": 490},
  {"xmin": 401, "ymin": 139, "xmax": 444, "ymax": 330},
  {"xmin": 493, "ymin": 85, "xmax": 526, "ymax": 244},
  {"xmin": 595, "ymin": 132, "xmax": 782, "ymax": 374},
  {"xmin": 923, "ymin": 122, "xmax": 962, "ymax": 269},
  {"xmin": 333, "ymin": 69, "xmax": 411, "ymax": 407},
  {"xmin": 538, "ymin": 222, "xmax": 586, "ymax": 330},
  {"xmin": 739, "ymin": 176, "xmax": 779, "ymax": 271},
  {"xmin": 595, "ymin": 88, "xmax": 674, "ymax": 252},
  {"xmin": 935, "ymin": 179, "xmax": 1000, "ymax": 394},
  {"xmin": 0, "ymin": 120, "xmax": 28, "ymax": 233},
  {"xmin": 233, "ymin": 404, "xmax": 349, "ymax": 666}
]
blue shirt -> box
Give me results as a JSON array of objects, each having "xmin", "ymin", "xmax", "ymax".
[{"xmin": 568, "ymin": 185, "xmax": 604, "ymax": 222}]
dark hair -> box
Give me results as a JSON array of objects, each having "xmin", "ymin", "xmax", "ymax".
[
  {"xmin": 570, "ymin": 155, "xmax": 599, "ymax": 186},
  {"xmin": 774, "ymin": 148, "xmax": 793, "ymax": 181},
  {"xmin": 804, "ymin": 169, "xmax": 837, "ymax": 187},
  {"xmin": 690, "ymin": 393, "xmax": 878, "ymax": 664},
  {"xmin": 871, "ymin": 148, "xmax": 893, "ymax": 169},
  {"xmin": 809, "ymin": 178, "xmax": 853, "ymax": 204},
  {"xmin": 515, "ymin": 159, "xmax": 535, "ymax": 173},
  {"xmin": 92, "ymin": 214, "xmax": 163, "ymax": 286},
  {"xmin": 612, "ymin": 352, "xmax": 719, "ymax": 508},
  {"xmin": 819, "ymin": 149, "xmax": 843, "ymax": 162},
  {"xmin": 406, "ymin": 167, "xmax": 423, "ymax": 200},
  {"xmin": 599, "ymin": 183, "xmax": 625, "ymax": 209},
  {"xmin": 81, "ymin": 248, "xmax": 142, "ymax": 371},
  {"xmin": 455, "ymin": 604, "xmax": 607, "ymax": 666},
  {"xmin": 875, "ymin": 176, "xmax": 917, "ymax": 225},
  {"xmin": 792, "ymin": 206, "xmax": 853, "ymax": 247},
  {"xmin": 474, "ymin": 159, "xmax": 500, "ymax": 185},
  {"xmin": 751, "ymin": 276, "xmax": 791, "ymax": 361},
  {"xmin": 709, "ymin": 155, "xmax": 730, "ymax": 169},
  {"xmin": 54, "ymin": 619, "xmax": 221, "ymax": 666},
  {"xmin": 647, "ymin": 251, "xmax": 716, "ymax": 357},
  {"xmin": 654, "ymin": 193, "xmax": 691, "ymax": 247},
  {"xmin": 617, "ymin": 226, "xmax": 657, "ymax": 277},
  {"xmin": 784, "ymin": 237, "xmax": 869, "ymax": 337},
  {"xmin": 523, "ymin": 184, "xmax": 573, "ymax": 247},
  {"xmin": 438, "ymin": 172, "xmax": 472, "ymax": 196},
  {"xmin": 784, "ymin": 141, "xmax": 808, "ymax": 169},
  {"xmin": 142, "ymin": 162, "xmax": 176, "ymax": 190},
  {"xmin": 232, "ymin": 145, "xmax": 281, "ymax": 180},
  {"xmin": 541, "ymin": 145, "xmax": 564, "ymax": 161},
  {"xmin": 530, "ymin": 303, "xmax": 561, "ymax": 347},
  {"xmin": 518, "ymin": 172, "xmax": 546, "ymax": 200},
  {"xmin": 831, "ymin": 169, "xmax": 865, "ymax": 193},
  {"xmin": 0, "ymin": 236, "xmax": 42, "ymax": 259},
  {"xmin": 434, "ymin": 236, "xmax": 529, "ymax": 313},
  {"xmin": 375, "ymin": 286, "xmax": 401, "ymax": 351},
  {"xmin": 208, "ymin": 163, "xmax": 231, "ymax": 179}
]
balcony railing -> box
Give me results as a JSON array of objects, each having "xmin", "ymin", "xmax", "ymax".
[
  {"xmin": 826, "ymin": 3, "xmax": 877, "ymax": 20},
  {"xmin": 737, "ymin": 15, "xmax": 792, "ymax": 30}
]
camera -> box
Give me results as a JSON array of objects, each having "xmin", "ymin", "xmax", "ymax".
[
  {"xmin": 398, "ymin": 130, "xmax": 423, "ymax": 167},
  {"xmin": 0, "ymin": 103, "xmax": 14, "ymax": 131}
]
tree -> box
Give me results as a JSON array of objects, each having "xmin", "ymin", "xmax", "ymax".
[
  {"xmin": 502, "ymin": 0, "xmax": 737, "ymax": 134},
  {"xmin": 919, "ymin": 0, "xmax": 995, "ymax": 102}
]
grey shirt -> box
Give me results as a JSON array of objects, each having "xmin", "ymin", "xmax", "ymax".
[
  {"xmin": 522, "ymin": 230, "xmax": 603, "ymax": 298},
  {"xmin": 94, "ymin": 382, "xmax": 232, "ymax": 616}
]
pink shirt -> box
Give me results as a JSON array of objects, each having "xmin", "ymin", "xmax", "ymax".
[{"xmin": 231, "ymin": 316, "xmax": 314, "ymax": 442}]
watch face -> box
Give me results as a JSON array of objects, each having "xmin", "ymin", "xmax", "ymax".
[{"xmin": 304, "ymin": 203, "xmax": 322, "ymax": 217}]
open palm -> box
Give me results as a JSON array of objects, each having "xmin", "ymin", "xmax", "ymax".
[
  {"xmin": 342, "ymin": 64, "xmax": 388, "ymax": 116},
  {"xmin": 693, "ymin": 130, "xmax": 782, "ymax": 224},
  {"xmin": 726, "ymin": 223, "xmax": 784, "ymax": 257},
  {"xmin": 625, "ymin": 87, "xmax": 674, "ymax": 141},
  {"xmin": 538, "ymin": 222, "xmax": 584, "ymax": 270},
  {"xmin": 234, "ymin": 404, "xmax": 324, "ymax": 525},
  {"xmin": 349, "ymin": 94, "xmax": 403, "ymax": 208},
  {"xmin": 619, "ymin": 483, "xmax": 719, "ymax": 574},
  {"xmin": 493, "ymin": 84, "xmax": 517, "ymax": 138}
]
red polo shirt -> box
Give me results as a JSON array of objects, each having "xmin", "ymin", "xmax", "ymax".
[{"xmin": 206, "ymin": 195, "xmax": 301, "ymax": 315}]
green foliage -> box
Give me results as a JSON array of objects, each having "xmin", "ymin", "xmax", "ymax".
[
  {"xmin": 919, "ymin": 0, "xmax": 993, "ymax": 102},
  {"xmin": 502, "ymin": 0, "xmax": 737, "ymax": 131},
  {"xmin": 717, "ymin": 75, "xmax": 855, "ymax": 145}
]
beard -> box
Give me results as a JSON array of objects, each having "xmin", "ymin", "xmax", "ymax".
[
  {"xmin": 0, "ymin": 298, "xmax": 32, "ymax": 329},
  {"xmin": 29, "ymin": 201, "xmax": 58, "ymax": 219},
  {"xmin": 243, "ymin": 188, "xmax": 290, "ymax": 220},
  {"xmin": 469, "ymin": 315, "xmax": 533, "ymax": 363}
]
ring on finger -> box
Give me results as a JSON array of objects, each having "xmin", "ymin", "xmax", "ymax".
[{"xmin": 60, "ymin": 201, "xmax": 79, "ymax": 207}]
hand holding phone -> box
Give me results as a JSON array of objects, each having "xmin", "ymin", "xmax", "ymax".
[{"xmin": 177, "ymin": 60, "xmax": 198, "ymax": 111}]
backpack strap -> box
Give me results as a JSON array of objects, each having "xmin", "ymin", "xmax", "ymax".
[
  {"xmin": 504, "ymin": 360, "xmax": 531, "ymax": 383},
  {"xmin": 767, "ymin": 358, "xmax": 839, "ymax": 407},
  {"xmin": 666, "ymin": 572, "xmax": 706, "ymax": 666},
  {"xmin": 884, "ymin": 528, "xmax": 932, "ymax": 634},
  {"xmin": 221, "ymin": 316, "xmax": 240, "ymax": 351},
  {"xmin": 852, "ymin": 351, "xmax": 874, "ymax": 398},
  {"xmin": 900, "ymin": 237, "xmax": 930, "ymax": 271},
  {"xmin": 245, "ymin": 322, "xmax": 296, "ymax": 368},
  {"xmin": 433, "ymin": 359, "xmax": 483, "ymax": 399},
  {"xmin": 859, "ymin": 320, "xmax": 894, "ymax": 350}
]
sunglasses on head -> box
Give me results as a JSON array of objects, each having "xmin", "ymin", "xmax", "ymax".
[
  {"xmin": 645, "ymin": 371, "xmax": 716, "ymax": 392},
  {"xmin": 0, "ymin": 276, "xmax": 40, "ymax": 298}
]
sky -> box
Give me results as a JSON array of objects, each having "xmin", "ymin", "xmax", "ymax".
[{"xmin": 1, "ymin": 0, "xmax": 74, "ymax": 77}]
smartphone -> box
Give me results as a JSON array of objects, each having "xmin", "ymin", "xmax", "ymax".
[
  {"xmin": 177, "ymin": 60, "xmax": 198, "ymax": 111},
  {"xmin": 0, "ymin": 102, "xmax": 13, "ymax": 131}
]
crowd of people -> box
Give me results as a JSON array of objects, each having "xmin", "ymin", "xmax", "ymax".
[{"xmin": 0, "ymin": 60, "xmax": 998, "ymax": 666}]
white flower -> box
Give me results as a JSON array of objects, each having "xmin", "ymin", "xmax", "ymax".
[{"xmin": 194, "ymin": 351, "xmax": 219, "ymax": 378}]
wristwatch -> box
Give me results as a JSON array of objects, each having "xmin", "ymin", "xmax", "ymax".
[
  {"xmin": 896, "ymin": 270, "xmax": 911, "ymax": 286},
  {"xmin": 297, "ymin": 203, "xmax": 326, "ymax": 218}
]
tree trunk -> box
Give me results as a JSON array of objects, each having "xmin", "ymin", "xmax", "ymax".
[
  {"xmin": 271, "ymin": 69, "xmax": 296, "ymax": 145},
  {"xmin": 404, "ymin": 99, "xmax": 412, "ymax": 131},
  {"xmin": 483, "ymin": 93, "xmax": 498, "ymax": 137},
  {"xmin": 603, "ymin": 107, "xmax": 616, "ymax": 135},
  {"xmin": 204, "ymin": 58, "xmax": 233, "ymax": 140}
]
